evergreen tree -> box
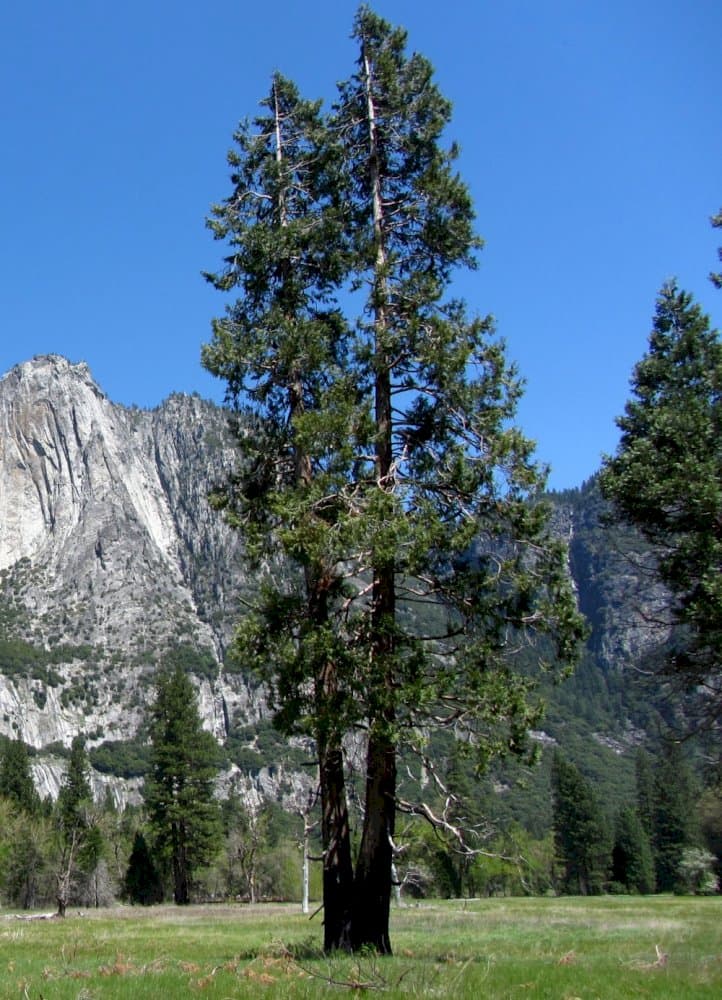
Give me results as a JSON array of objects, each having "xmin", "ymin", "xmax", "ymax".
[
  {"xmin": 124, "ymin": 831, "xmax": 164, "ymax": 905},
  {"xmin": 600, "ymin": 282, "xmax": 722, "ymax": 727},
  {"xmin": 204, "ymin": 4, "xmax": 584, "ymax": 953},
  {"xmin": 635, "ymin": 750, "xmax": 656, "ymax": 841},
  {"xmin": 551, "ymin": 753, "xmax": 610, "ymax": 895},
  {"xmin": 611, "ymin": 806, "xmax": 655, "ymax": 894},
  {"xmin": 698, "ymin": 785, "xmax": 722, "ymax": 882},
  {"xmin": 652, "ymin": 743, "xmax": 698, "ymax": 891},
  {"xmin": 204, "ymin": 72, "xmax": 356, "ymax": 950},
  {"xmin": 144, "ymin": 664, "xmax": 222, "ymax": 904},
  {"xmin": 335, "ymin": 5, "xmax": 582, "ymax": 952},
  {"xmin": 0, "ymin": 738, "xmax": 40, "ymax": 814},
  {"xmin": 57, "ymin": 737, "xmax": 92, "ymax": 828}
]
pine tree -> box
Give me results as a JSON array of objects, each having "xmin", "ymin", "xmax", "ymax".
[
  {"xmin": 600, "ymin": 282, "xmax": 722, "ymax": 726},
  {"xmin": 611, "ymin": 806, "xmax": 655, "ymax": 894},
  {"xmin": 144, "ymin": 665, "xmax": 222, "ymax": 904},
  {"xmin": 203, "ymin": 72, "xmax": 356, "ymax": 950},
  {"xmin": 57, "ymin": 736, "xmax": 93, "ymax": 831},
  {"xmin": 551, "ymin": 753, "xmax": 610, "ymax": 895},
  {"xmin": 334, "ymin": 6, "xmax": 583, "ymax": 951},
  {"xmin": 635, "ymin": 750, "xmax": 655, "ymax": 841},
  {"xmin": 124, "ymin": 831, "xmax": 164, "ymax": 905},
  {"xmin": 204, "ymin": 5, "xmax": 584, "ymax": 953},
  {"xmin": 652, "ymin": 743, "xmax": 698, "ymax": 891},
  {"xmin": 0, "ymin": 738, "xmax": 40, "ymax": 814}
]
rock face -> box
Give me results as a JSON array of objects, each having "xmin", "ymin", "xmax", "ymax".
[
  {"xmin": 0, "ymin": 355, "xmax": 256, "ymax": 751},
  {"xmin": 557, "ymin": 480, "xmax": 670, "ymax": 674}
]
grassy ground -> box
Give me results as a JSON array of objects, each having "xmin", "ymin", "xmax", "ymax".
[{"xmin": 0, "ymin": 895, "xmax": 719, "ymax": 998}]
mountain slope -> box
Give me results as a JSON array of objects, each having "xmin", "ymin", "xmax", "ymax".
[{"xmin": 0, "ymin": 355, "xmax": 258, "ymax": 752}]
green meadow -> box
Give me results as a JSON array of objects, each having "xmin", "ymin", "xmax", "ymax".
[{"xmin": 0, "ymin": 895, "xmax": 719, "ymax": 998}]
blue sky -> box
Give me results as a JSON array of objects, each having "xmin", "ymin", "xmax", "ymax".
[{"xmin": 1, "ymin": 1, "xmax": 720, "ymax": 489}]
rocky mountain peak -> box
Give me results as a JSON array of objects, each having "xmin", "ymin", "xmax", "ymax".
[{"xmin": 0, "ymin": 355, "xmax": 256, "ymax": 753}]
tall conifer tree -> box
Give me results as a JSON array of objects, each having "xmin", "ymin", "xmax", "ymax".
[
  {"xmin": 652, "ymin": 743, "xmax": 698, "ymax": 891},
  {"xmin": 333, "ymin": 6, "xmax": 582, "ymax": 951},
  {"xmin": 145, "ymin": 665, "xmax": 222, "ymax": 904},
  {"xmin": 611, "ymin": 805, "xmax": 655, "ymax": 893},
  {"xmin": 0, "ymin": 738, "xmax": 40, "ymax": 814},
  {"xmin": 204, "ymin": 6, "xmax": 583, "ymax": 953},
  {"xmin": 551, "ymin": 753, "xmax": 610, "ymax": 895},
  {"xmin": 203, "ymin": 73, "xmax": 357, "ymax": 950},
  {"xmin": 600, "ymin": 281, "xmax": 722, "ymax": 727}
]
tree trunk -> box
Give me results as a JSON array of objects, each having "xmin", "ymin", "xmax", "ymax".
[
  {"xmin": 301, "ymin": 801, "xmax": 312, "ymax": 915},
  {"xmin": 351, "ymin": 726, "xmax": 396, "ymax": 954},
  {"xmin": 308, "ymin": 571, "xmax": 354, "ymax": 951},
  {"xmin": 319, "ymin": 739, "xmax": 354, "ymax": 951},
  {"xmin": 172, "ymin": 823, "xmax": 190, "ymax": 905}
]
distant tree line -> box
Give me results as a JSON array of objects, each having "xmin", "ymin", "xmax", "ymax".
[
  {"xmin": 0, "ymin": 664, "xmax": 720, "ymax": 912},
  {"xmin": 551, "ymin": 747, "xmax": 718, "ymax": 897}
]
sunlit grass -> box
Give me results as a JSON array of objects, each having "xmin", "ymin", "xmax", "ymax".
[{"xmin": 0, "ymin": 895, "xmax": 719, "ymax": 998}]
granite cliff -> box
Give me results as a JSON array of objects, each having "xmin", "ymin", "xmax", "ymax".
[{"xmin": 0, "ymin": 356, "xmax": 271, "ymax": 797}]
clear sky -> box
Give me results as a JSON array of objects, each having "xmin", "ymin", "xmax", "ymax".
[{"xmin": 1, "ymin": 1, "xmax": 720, "ymax": 490}]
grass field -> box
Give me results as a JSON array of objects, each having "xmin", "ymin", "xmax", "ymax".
[{"xmin": 0, "ymin": 895, "xmax": 719, "ymax": 998}]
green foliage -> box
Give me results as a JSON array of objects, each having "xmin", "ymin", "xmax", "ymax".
[
  {"xmin": 0, "ymin": 737, "xmax": 41, "ymax": 814},
  {"xmin": 652, "ymin": 742, "xmax": 700, "ymax": 891},
  {"xmin": 635, "ymin": 749, "xmax": 656, "ymax": 840},
  {"xmin": 124, "ymin": 831, "xmax": 164, "ymax": 905},
  {"xmin": 0, "ymin": 800, "xmax": 53, "ymax": 909},
  {"xmin": 675, "ymin": 847, "xmax": 719, "ymax": 895},
  {"xmin": 164, "ymin": 643, "xmax": 218, "ymax": 681},
  {"xmin": 600, "ymin": 281, "xmax": 722, "ymax": 726},
  {"xmin": 472, "ymin": 828, "xmax": 555, "ymax": 898},
  {"xmin": 611, "ymin": 806, "xmax": 655, "ymax": 894},
  {"xmin": 89, "ymin": 739, "xmax": 151, "ymax": 778},
  {"xmin": 144, "ymin": 664, "xmax": 223, "ymax": 904},
  {"xmin": 551, "ymin": 752, "xmax": 610, "ymax": 895},
  {"xmin": 699, "ymin": 784, "xmax": 722, "ymax": 879},
  {"xmin": 214, "ymin": 797, "xmax": 305, "ymax": 903},
  {"xmin": 56, "ymin": 735, "xmax": 93, "ymax": 834},
  {"xmin": 53, "ymin": 735, "xmax": 106, "ymax": 915},
  {"xmin": 223, "ymin": 718, "xmax": 311, "ymax": 774},
  {"xmin": 0, "ymin": 637, "xmax": 66, "ymax": 685}
]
